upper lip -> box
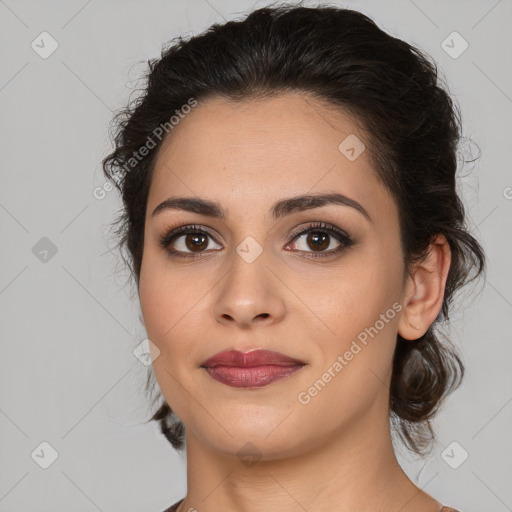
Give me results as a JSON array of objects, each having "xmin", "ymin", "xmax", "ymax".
[{"xmin": 201, "ymin": 349, "xmax": 305, "ymax": 368}]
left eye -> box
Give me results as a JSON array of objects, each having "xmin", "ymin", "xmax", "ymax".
[{"xmin": 285, "ymin": 224, "xmax": 353, "ymax": 255}]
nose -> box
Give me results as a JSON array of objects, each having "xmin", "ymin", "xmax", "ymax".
[{"xmin": 212, "ymin": 248, "xmax": 287, "ymax": 329}]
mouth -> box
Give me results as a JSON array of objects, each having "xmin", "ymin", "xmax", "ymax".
[{"xmin": 200, "ymin": 349, "xmax": 306, "ymax": 388}]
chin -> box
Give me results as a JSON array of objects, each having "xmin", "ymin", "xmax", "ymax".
[
  {"xmin": 191, "ymin": 415, "xmax": 304, "ymax": 460},
  {"xmin": 210, "ymin": 433, "xmax": 303, "ymax": 463}
]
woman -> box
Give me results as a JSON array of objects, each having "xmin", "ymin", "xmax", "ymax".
[{"xmin": 102, "ymin": 4, "xmax": 485, "ymax": 511}]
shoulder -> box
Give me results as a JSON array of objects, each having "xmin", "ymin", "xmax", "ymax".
[
  {"xmin": 161, "ymin": 498, "xmax": 184, "ymax": 512},
  {"xmin": 160, "ymin": 501, "xmax": 460, "ymax": 512}
]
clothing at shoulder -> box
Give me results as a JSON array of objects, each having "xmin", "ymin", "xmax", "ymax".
[
  {"xmin": 161, "ymin": 498, "xmax": 183, "ymax": 512},
  {"xmin": 163, "ymin": 500, "xmax": 460, "ymax": 512}
]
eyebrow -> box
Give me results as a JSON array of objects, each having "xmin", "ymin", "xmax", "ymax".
[{"xmin": 151, "ymin": 192, "xmax": 373, "ymax": 224}]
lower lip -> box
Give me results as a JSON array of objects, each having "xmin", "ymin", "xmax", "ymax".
[{"xmin": 203, "ymin": 364, "xmax": 304, "ymax": 388}]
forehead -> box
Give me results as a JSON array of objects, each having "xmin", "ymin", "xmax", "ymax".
[{"xmin": 148, "ymin": 93, "xmax": 394, "ymax": 223}]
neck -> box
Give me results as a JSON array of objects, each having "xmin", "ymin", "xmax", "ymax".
[{"xmin": 176, "ymin": 398, "xmax": 442, "ymax": 512}]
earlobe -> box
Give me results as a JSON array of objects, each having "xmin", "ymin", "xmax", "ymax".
[{"xmin": 397, "ymin": 234, "xmax": 451, "ymax": 341}]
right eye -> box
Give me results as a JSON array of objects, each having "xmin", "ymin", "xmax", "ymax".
[{"xmin": 159, "ymin": 224, "xmax": 223, "ymax": 258}]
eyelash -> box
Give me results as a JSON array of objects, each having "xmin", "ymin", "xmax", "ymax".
[{"xmin": 158, "ymin": 221, "xmax": 355, "ymax": 260}]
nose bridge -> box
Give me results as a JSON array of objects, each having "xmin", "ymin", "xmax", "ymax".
[{"xmin": 212, "ymin": 235, "xmax": 286, "ymax": 326}]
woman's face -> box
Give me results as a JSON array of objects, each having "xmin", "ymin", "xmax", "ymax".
[{"xmin": 139, "ymin": 92, "xmax": 408, "ymax": 459}]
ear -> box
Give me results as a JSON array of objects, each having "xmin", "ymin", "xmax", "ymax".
[{"xmin": 398, "ymin": 234, "xmax": 451, "ymax": 340}]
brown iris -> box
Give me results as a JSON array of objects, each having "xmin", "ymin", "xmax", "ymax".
[
  {"xmin": 307, "ymin": 231, "xmax": 329, "ymax": 251},
  {"xmin": 186, "ymin": 233, "xmax": 209, "ymax": 252}
]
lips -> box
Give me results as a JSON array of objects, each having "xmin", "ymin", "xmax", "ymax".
[
  {"xmin": 201, "ymin": 349, "xmax": 304, "ymax": 368},
  {"xmin": 201, "ymin": 349, "xmax": 306, "ymax": 388}
]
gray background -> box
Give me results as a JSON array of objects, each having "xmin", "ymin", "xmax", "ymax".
[{"xmin": 1, "ymin": 0, "xmax": 511, "ymax": 511}]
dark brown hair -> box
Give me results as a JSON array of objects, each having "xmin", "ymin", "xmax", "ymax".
[{"xmin": 102, "ymin": 3, "xmax": 485, "ymax": 456}]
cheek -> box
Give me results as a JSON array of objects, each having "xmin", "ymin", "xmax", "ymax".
[
  {"xmin": 139, "ymin": 253, "xmax": 215, "ymax": 368},
  {"xmin": 139, "ymin": 259, "xmax": 205, "ymax": 413},
  {"xmin": 298, "ymin": 273, "xmax": 401, "ymax": 422},
  {"xmin": 139, "ymin": 256, "xmax": 183, "ymax": 351},
  {"xmin": 139, "ymin": 245, "xmax": 193, "ymax": 331},
  {"xmin": 306, "ymin": 244, "xmax": 403, "ymax": 375},
  {"xmin": 303, "ymin": 246, "xmax": 401, "ymax": 329}
]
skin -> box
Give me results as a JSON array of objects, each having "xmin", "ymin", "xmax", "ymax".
[{"xmin": 138, "ymin": 92, "xmax": 452, "ymax": 512}]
